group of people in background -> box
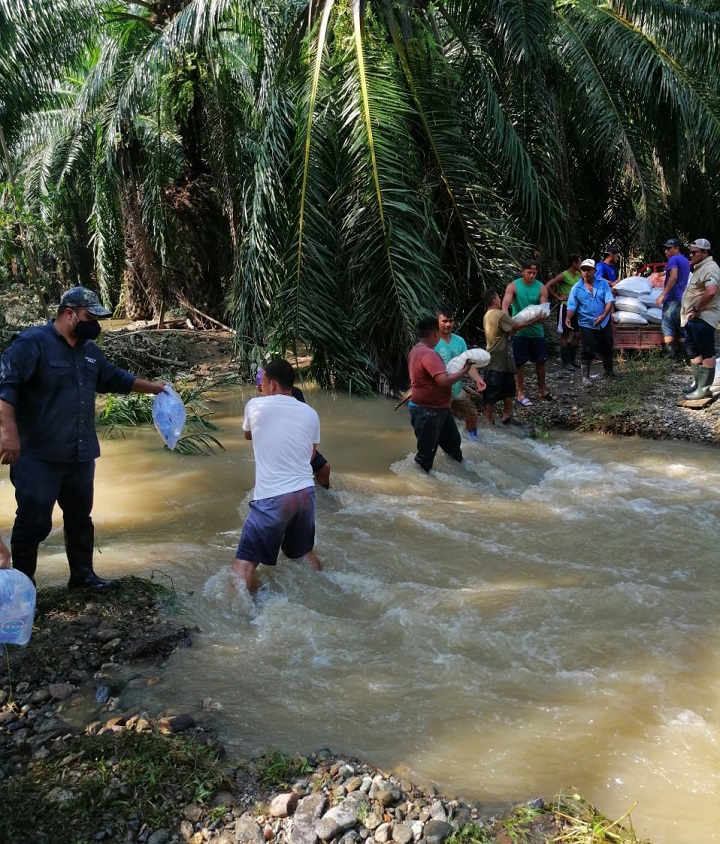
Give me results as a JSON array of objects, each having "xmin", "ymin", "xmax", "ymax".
[
  {"xmin": 1, "ymin": 237, "xmax": 717, "ymax": 594},
  {"xmin": 407, "ymin": 237, "xmax": 720, "ymax": 473}
]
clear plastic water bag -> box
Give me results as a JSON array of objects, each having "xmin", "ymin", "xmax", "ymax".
[
  {"xmin": 152, "ymin": 386, "xmax": 186, "ymax": 450},
  {"xmin": 0, "ymin": 569, "xmax": 36, "ymax": 646}
]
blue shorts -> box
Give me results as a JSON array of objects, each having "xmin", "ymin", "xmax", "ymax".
[
  {"xmin": 684, "ymin": 318, "xmax": 717, "ymax": 360},
  {"xmin": 512, "ymin": 335, "xmax": 547, "ymax": 366},
  {"xmin": 661, "ymin": 300, "xmax": 682, "ymax": 339},
  {"xmin": 236, "ymin": 487, "xmax": 315, "ymax": 565}
]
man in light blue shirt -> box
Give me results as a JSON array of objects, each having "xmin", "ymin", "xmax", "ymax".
[
  {"xmin": 566, "ymin": 259, "xmax": 617, "ymax": 386},
  {"xmin": 433, "ymin": 308, "xmax": 485, "ymax": 439}
]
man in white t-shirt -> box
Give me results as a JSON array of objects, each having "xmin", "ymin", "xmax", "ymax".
[{"xmin": 231, "ymin": 359, "xmax": 322, "ymax": 591}]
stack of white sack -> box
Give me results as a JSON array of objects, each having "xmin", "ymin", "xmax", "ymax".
[
  {"xmin": 0, "ymin": 569, "xmax": 36, "ymax": 650},
  {"xmin": 446, "ymin": 348, "xmax": 491, "ymax": 373},
  {"xmin": 639, "ymin": 291, "xmax": 662, "ymax": 308},
  {"xmin": 646, "ymin": 308, "xmax": 663, "ymax": 324},
  {"xmin": 710, "ymin": 361, "xmax": 720, "ymax": 398},
  {"xmin": 614, "ymin": 276, "xmax": 654, "ymax": 297},
  {"xmin": 614, "ymin": 296, "xmax": 649, "ymax": 325},
  {"xmin": 613, "ymin": 311, "xmax": 649, "ymax": 325},
  {"xmin": 512, "ymin": 302, "xmax": 551, "ymax": 323}
]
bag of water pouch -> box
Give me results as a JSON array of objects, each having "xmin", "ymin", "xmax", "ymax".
[{"xmin": 153, "ymin": 386, "xmax": 186, "ymax": 450}]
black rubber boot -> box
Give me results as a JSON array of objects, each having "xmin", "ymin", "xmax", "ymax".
[
  {"xmin": 560, "ymin": 347, "xmax": 575, "ymax": 372},
  {"xmin": 569, "ymin": 345, "xmax": 581, "ymax": 369},
  {"xmin": 683, "ymin": 363, "xmax": 700, "ymax": 396},
  {"xmin": 65, "ymin": 523, "xmax": 118, "ymax": 590},
  {"xmin": 10, "ymin": 545, "xmax": 38, "ymax": 585},
  {"xmin": 684, "ymin": 366, "xmax": 714, "ymax": 400},
  {"xmin": 663, "ymin": 342, "xmax": 677, "ymax": 360},
  {"xmin": 582, "ymin": 364, "xmax": 592, "ymax": 387}
]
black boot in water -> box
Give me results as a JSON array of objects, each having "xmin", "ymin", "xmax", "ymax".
[{"xmin": 65, "ymin": 523, "xmax": 118, "ymax": 589}]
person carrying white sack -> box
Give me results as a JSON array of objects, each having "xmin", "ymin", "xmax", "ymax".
[
  {"xmin": 434, "ymin": 308, "xmax": 486, "ymax": 439},
  {"xmin": 565, "ymin": 259, "xmax": 617, "ymax": 386}
]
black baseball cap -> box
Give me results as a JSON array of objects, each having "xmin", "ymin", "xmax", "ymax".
[
  {"xmin": 602, "ymin": 245, "xmax": 621, "ymax": 255},
  {"xmin": 663, "ymin": 238, "xmax": 681, "ymax": 248},
  {"xmin": 59, "ymin": 286, "xmax": 112, "ymax": 318}
]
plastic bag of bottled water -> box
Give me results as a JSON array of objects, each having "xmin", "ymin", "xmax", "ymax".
[
  {"xmin": 447, "ymin": 348, "xmax": 491, "ymax": 373},
  {"xmin": 152, "ymin": 386, "xmax": 186, "ymax": 450},
  {"xmin": 0, "ymin": 569, "xmax": 36, "ymax": 647},
  {"xmin": 512, "ymin": 302, "xmax": 550, "ymax": 323}
]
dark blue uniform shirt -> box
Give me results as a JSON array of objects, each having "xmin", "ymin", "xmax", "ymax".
[{"xmin": 0, "ymin": 321, "xmax": 136, "ymax": 462}]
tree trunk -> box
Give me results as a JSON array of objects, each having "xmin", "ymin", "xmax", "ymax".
[{"xmin": 120, "ymin": 179, "xmax": 165, "ymax": 320}]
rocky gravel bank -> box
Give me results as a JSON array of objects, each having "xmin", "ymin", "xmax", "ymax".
[{"xmin": 0, "ymin": 579, "xmax": 648, "ymax": 844}]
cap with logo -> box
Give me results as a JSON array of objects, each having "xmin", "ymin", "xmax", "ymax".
[
  {"xmin": 602, "ymin": 245, "xmax": 621, "ymax": 255},
  {"xmin": 690, "ymin": 238, "xmax": 712, "ymax": 252},
  {"xmin": 663, "ymin": 238, "xmax": 681, "ymax": 248},
  {"xmin": 59, "ymin": 286, "xmax": 112, "ymax": 318},
  {"xmin": 580, "ymin": 258, "xmax": 596, "ymax": 269}
]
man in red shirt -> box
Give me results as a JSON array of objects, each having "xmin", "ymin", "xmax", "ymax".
[{"xmin": 408, "ymin": 316, "xmax": 472, "ymax": 472}]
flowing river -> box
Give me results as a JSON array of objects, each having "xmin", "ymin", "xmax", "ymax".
[{"xmin": 2, "ymin": 386, "xmax": 719, "ymax": 844}]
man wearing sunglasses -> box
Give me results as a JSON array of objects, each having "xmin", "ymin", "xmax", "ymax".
[{"xmin": 680, "ymin": 239, "xmax": 720, "ymax": 399}]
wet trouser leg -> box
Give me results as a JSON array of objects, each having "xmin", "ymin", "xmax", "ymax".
[
  {"xmin": 10, "ymin": 456, "xmax": 61, "ymax": 581},
  {"xmin": 10, "ymin": 457, "xmax": 95, "ymax": 581},
  {"xmin": 57, "ymin": 462, "xmax": 96, "ymax": 580},
  {"xmin": 410, "ymin": 405, "xmax": 462, "ymax": 472}
]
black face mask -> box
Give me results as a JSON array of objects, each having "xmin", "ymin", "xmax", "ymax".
[{"xmin": 73, "ymin": 318, "xmax": 102, "ymax": 341}]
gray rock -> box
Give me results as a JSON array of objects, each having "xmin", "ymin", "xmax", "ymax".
[
  {"xmin": 315, "ymin": 806, "xmax": 357, "ymax": 840},
  {"xmin": 30, "ymin": 688, "xmax": 50, "ymax": 704},
  {"xmin": 423, "ymin": 821, "xmax": 453, "ymax": 844},
  {"xmin": 411, "ymin": 822, "xmax": 424, "ymax": 843},
  {"xmin": 235, "ymin": 814, "xmax": 265, "ymax": 844},
  {"xmin": 345, "ymin": 776, "xmax": 364, "ymax": 793},
  {"xmin": 48, "ymin": 683, "xmax": 75, "ymax": 701},
  {"xmin": 289, "ymin": 792, "xmax": 326, "ymax": 844},
  {"xmin": 179, "ymin": 820, "xmax": 194, "ymax": 841},
  {"xmin": 270, "ymin": 792, "xmax": 300, "ymax": 818},
  {"xmin": 392, "ymin": 824, "xmax": 413, "ymax": 844},
  {"xmin": 373, "ymin": 822, "xmax": 392, "ymax": 843},
  {"xmin": 429, "ymin": 802, "xmax": 446, "ymax": 822},
  {"xmin": 364, "ymin": 812, "xmax": 383, "ymax": 831},
  {"xmin": 184, "ymin": 803, "xmax": 203, "ymax": 823},
  {"xmin": 147, "ymin": 830, "xmax": 170, "ymax": 844}
]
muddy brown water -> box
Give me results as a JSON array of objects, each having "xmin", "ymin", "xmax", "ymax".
[{"xmin": 2, "ymin": 385, "xmax": 719, "ymax": 844}]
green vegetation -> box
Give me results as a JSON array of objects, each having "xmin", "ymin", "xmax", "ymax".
[
  {"xmin": 0, "ymin": 1, "xmax": 718, "ymax": 389},
  {"xmin": 579, "ymin": 353, "xmax": 676, "ymax": 430},
  {"xmin": 253, "ymin": 751, "xmax": 314, "ymax": 788},
  {"xmin": 96, "ymin": 376, "xmax": 226, "ymax": 455},
  {"xmin": 0, "ymin": 731, "xmax": 231, "ymax": 844}
]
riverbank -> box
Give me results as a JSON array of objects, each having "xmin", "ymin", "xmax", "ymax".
[
  {"xmin": 0, "ymin": 579, "xmax": 651, "ymax": 844},
  {"xmin": 105, "ymin": 325, "xmax": 720, "ymax": 446}
]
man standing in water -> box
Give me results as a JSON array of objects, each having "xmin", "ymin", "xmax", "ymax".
[
  {"xmin": 408, "ymin": 316, "xmax": 471, "ymax": 473},
  {"xmin": 433, "ymin": 307, "xmax": 486, "ymax": 439},
  {"xmin": 0, "ymin": 286, "xmax": 168, "ymax": 588},
  {"xmin": 232, "ymin": 359, "xmax": 322, "ymax": 591}
]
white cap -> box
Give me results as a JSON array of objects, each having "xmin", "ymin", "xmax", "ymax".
[
  {"xmin": 580, "ymin": 258, "xmax": 596, "ymax": 269},
  {"xmin": 690, "ymin": 238, "xmax": 711, "ymax": 251}
]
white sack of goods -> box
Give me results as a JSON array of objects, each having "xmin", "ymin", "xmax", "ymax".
[
  {"xmin": 512, "ymin": 302, "xmax": 551, "ymax": 323},
  {"xmin": 646, "ymin": 308, "xmax": 663, "ymax": 324},
  {"xmin": 614, "ymin": 296, "xmax": 648, "ymax": 315},
  {"xmin": 613, "ymin": 311, "xmax": 649, "ymax": 325},
  {"xmin": 639, "ymin": 292, "xmax": 661, "ymax": 308},
  {"xmin": 710, "ymin": 361, "xmax": 720, "ymax": 397},
  {"xmin": 446, "ymin": 348, "xmax": 491, "ymax": 373},
  {"xmin": 614, "ymin": 276, "xmax": 653, "ymax": 297}
]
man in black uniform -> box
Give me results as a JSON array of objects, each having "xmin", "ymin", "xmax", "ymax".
[{"xmin": 0, "ymin": 287, "xmax": 168, "ymax": 588}]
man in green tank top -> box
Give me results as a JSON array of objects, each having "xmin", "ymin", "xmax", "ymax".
[
  {"xmin": 546, "ymin": 254, "xmax": 582, "ymax": 371},
  {"xmin": 501, "ymin": 259, "xmax": 555, "ymax": 406}
]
